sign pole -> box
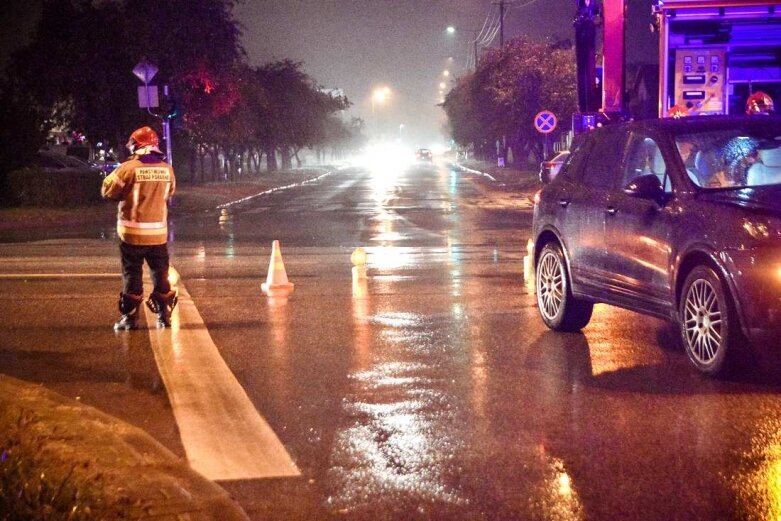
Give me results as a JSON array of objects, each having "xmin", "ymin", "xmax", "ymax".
[
  {"xmin": 534, "ymin": 109, "xmax": 558, "ymax": 159},
  {"xmin": 133, "ymin": 60, "xmax": 172, "ymax": 166},
  {"xmin": 163, "ymin": 85, "xmax": 173, "ymax": 167}
]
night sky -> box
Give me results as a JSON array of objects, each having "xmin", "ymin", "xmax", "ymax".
[
  {"xmin": 3, "ymin": 0, "xmax": 658, "ymax": 145},
  {"xmin": 236, "ymin": 0, "xmax": 657, "ymax": 145}
]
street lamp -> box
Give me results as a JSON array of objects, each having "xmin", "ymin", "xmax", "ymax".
[
  {"xmin": 371, "ymin": 86, "xmax": 391, "ymax": 138},
  {"xmin": 444, "ymin": 26, "xmax": 480, "ymax": 71},
  {"xmin": 372, "ymin": 86, "xmax": 390, "ymax": 105}
]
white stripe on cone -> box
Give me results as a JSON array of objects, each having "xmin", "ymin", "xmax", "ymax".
[{"xmin": 261, "ymin": 240, "xmax": 294, "ymax": 296}]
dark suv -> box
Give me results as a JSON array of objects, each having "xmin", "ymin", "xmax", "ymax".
[{"xmin": 532, "ymin": 116, "xmax": 781, "ymax": 376}]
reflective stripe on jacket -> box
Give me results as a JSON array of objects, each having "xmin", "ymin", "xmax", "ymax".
[{"xmin": 101, "ymin": 153, "xmax": 175, "ymax": 246}]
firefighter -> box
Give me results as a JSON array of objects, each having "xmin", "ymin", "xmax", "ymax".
[
  {"xmin": 666, "ymin": 104, "xmax": 688, "ymax": 118},
  {"xmin": 746, "ymin": 91, "xmax": 774, "ymax": 115},
  {"xmin": 102, "ymin": 126, "xmax": 177, "ymax": 330}
]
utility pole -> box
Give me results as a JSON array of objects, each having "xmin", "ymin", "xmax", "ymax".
[
  {"xmin": 491, "ymin": 0, "xmax": 513, "ymax": 166},
  {"xmin": 493, "ymin": 0, "xmax": 513, "ymax": 48},
  {"xmin": 500, "ymin": 0, "xmax": 505, "ymax": 48},
  {"xmin": 473, "ymin": 31, "xmax": 479, "ymax": 70}
]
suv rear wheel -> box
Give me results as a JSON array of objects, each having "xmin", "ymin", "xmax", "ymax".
[
  {"xmin": 536, "ymin": 242, "xmax": 593, "ymax": 331},
  {"xmin": 679, "ymin": 265, "xmax": 737, "ymax": 376}
]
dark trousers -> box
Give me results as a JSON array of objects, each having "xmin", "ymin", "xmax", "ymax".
[{"xmin": 120, "ymin": 242, "xmax": 171, "ymax": 297}]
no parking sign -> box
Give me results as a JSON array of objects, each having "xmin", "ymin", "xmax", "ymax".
[{"xmin": 534, "ymin": 110, "xmax": 557, "ymax": 134}]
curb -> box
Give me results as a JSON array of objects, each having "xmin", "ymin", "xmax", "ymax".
[
  {"xmin": 215, "ymin": 169, "xmax": 335, "ymax": 211},
  {"xmin": 450, "ymin": 162, "xmax": 501, "ymax": 184}
]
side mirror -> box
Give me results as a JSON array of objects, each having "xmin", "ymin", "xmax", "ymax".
[
  {"xmin": 540, "ymin": 169, "xmax": 552, "ymax": 185},
  {"xmin": 624, "ymin": 174, "xmax": 665, "ymax": 201}
]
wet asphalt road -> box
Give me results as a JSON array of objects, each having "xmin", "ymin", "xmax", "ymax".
[{"xmin": 2, "ymin": 161, "xmax": 781, "ymax": 520}]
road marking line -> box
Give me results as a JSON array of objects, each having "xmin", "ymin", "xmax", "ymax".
[{"xmin": 144, "ymin": 281, "xmax": 300, "ymax": 481}]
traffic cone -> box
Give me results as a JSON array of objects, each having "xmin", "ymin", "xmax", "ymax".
[{"xmin": 261, "ymin": 240, "xmax": 294, "ymax": 296}]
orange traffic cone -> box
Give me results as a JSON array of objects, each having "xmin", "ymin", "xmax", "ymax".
[{"xmin": 261, "ymin": 240, "xmax": 294, "ymax": 296}]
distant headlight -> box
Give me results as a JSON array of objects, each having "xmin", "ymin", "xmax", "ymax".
[{"xmin": 742, "ymin": 218, "xmax": 771, "ymax": 240}]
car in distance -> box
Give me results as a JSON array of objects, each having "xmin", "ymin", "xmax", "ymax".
[
  {"xmin": 538, "ymin": 150, "xmax": 570, "ymax": 183},
  {"xmin": 89, "ymin": 153, "xmax": 121, "ymax": 176},
  {"xmin": 33, "ymin": 150, "xmax": 102, "ymax": 175},
  {"xmin": 531, "ymin": 115, "xmax": 781, "ymax": 376},
  {"xmin": 415, "ymin": 148, "xmax": 433, "ymax": 163}
]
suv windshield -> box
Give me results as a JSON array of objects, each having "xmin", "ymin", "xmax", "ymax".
[{"xmin": 675, "ymin": 129, "xmax": 781, "ymax": 189}]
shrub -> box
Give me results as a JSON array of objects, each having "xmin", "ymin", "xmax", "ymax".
[{"xmin": 3, "ymin": 167, "xmax": 103, "ymax": 207}]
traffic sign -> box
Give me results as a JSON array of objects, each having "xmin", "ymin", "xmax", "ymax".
[
  {"xmin": 133, "ymin": 60, "xmax": 158, "ymax": 84},
  {"xmin": 534, "ymin": 110, "xmax": 557, "ymax": 134},
  {"xmin": 137, "ymin": 85, "xmax": 159, "ymax": 108}
]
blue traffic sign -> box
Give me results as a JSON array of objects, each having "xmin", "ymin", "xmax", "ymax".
[{"xmin": 534, "ymin": 110, "xmax": 557, "ymax": 134}]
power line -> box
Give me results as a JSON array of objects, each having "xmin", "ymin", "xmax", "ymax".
[
  {"xmin": 508, "ymin": 0, "xmax": 543, "ymax": 9},
  {"xmin": 492, "ymin": 0, "xmax": 514, "ymax": 48},
  {"xmin": 461, "ymin": 3, "xmax": 498, "ymax": 70}
]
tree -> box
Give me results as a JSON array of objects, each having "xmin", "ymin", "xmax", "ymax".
[
  {"xmin": 251, "ymin": 60, "xmax": 349, "ymax": 170},
  {"xmin": 4, "ymin": 0, "xmax": 243, "ymax": 162},
  {"xmin": 0, "ymin": 79, "xmax": 48, "ymax": 200},
  {"xmin": 6, "ymin": 1, "xmax": 140, "ymax": 149},
  {"xmin": 442, "ymin": 73, "xmax": 491, "ymax": 158},
  {"xmin": 441, "ymin": 36, "xmax": 577, "ymax": 165},
  {"xmin": 1, "ymin": 0, "xmax": 354, "ymax": 185}
]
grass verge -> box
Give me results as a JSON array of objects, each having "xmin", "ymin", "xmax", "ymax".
[{"xmin": 0, "ymin": 406, "xmax": 130, "ymax": 520}]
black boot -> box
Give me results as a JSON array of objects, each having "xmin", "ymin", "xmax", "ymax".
[
  {"xmin": 146, "ymin": 290, "xmax": 178, "ymax": 328},
  {"xmin": 114, "ymin": 293, "xmax": 143, "ymax": 331}
]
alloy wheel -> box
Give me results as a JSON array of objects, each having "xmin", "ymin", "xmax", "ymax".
[
  {"xmin": 683, "ymin": 278, "xmax": 723, "ymax": 365},
  {"xmin": 537, "ymin": 250, "xmax": 564, "ymax": 322}
]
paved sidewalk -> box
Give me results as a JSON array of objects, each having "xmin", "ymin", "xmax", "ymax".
[
  {"xmin": 451, "ymin": 159, "xmax": 542, "ymax": 210},
  {"xmin": 452, "ymin": 159, "xmax": 541, "ymax": 191}
]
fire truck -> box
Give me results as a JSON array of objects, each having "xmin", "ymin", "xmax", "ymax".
[{"xmin": 573, "ymin": 0, "xmax": 781, "ymax": 131}]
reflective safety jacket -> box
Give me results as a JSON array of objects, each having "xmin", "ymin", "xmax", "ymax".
[{"xmin": 101, "ymin": 153, "xmax": 175, "ymax": 246}]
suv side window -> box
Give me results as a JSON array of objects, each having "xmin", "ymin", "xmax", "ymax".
[
  {"xmin": 559, "ymin": 137, "xmax": 592, "ymax": 181},
  {"xmin": 581, "ymin": 131, "xmax": 627, "ymax": 189},
  {"xmin": 624, "ymin": 134, "xmax": 672, "ymax": 192}
]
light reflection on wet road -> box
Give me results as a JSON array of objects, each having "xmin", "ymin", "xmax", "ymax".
[{"xmin": 1, "ymin": 161, "xmax": 781, "ymax": 519}]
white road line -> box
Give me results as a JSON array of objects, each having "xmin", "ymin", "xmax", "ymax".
[{"xmin": 143, "ymin": 281, "xmax": 300, "ymax": 481}]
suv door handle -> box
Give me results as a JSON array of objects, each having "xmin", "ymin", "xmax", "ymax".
[
  {"xmin": 559, "ymin": 199, "xmax": 570, "ymax": 208},
  {"xmin": 606, "ymin": 206, "xmax": 618, "ymax": 216}
]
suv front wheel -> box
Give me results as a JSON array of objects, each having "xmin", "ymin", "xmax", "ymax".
[
  {"xmin": 679, "ymin": 265, "xmax": 737, "ymax": 376},
  {"xmin": 536, "ymin": 242, "xmax": 593, "ymax": 331}
]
